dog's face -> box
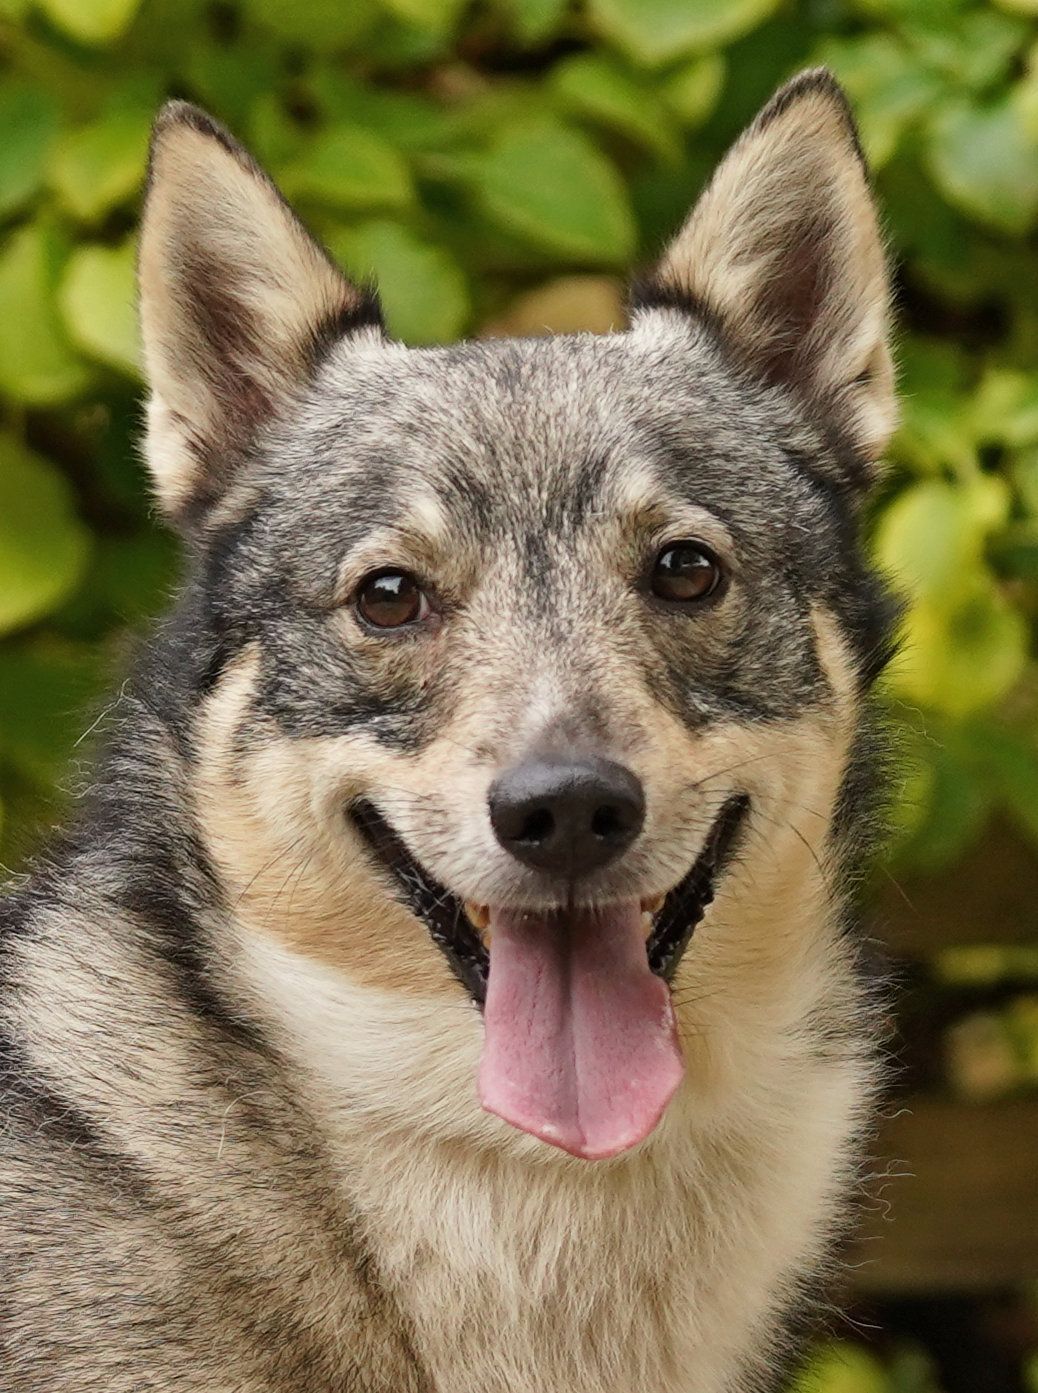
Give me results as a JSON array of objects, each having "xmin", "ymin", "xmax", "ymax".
[{"xmin": 139, "ymin": 72, "xmax": 895, "ymax": 1160}]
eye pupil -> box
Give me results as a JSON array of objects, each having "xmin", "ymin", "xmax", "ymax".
[
  {"xmin": 651, "ymin": 543, "xmax": 722, "ymax": 603},
  {"xmin": 357, "ymin": 571, "xmax": 424, "ymax": 628}
]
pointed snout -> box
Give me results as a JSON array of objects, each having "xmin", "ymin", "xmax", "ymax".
[{"xmin": 488, "ymin": 755, "xmax": 645, "ymax": 878}]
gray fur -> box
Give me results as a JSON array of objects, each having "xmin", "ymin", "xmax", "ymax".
[{"xmin": 0, "ymin": 70, "xmax": 896, "ymax": 1393}]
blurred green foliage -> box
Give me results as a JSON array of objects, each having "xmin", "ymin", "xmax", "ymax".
[
  {"xmin": 1, "ymin": 1, "xmax": 1038, "ymax": 1383},
  {"xmin": 1, "ymin": 0, "xmax": 1038, "ymax": 877},
  {"xmin": 793, "ymin": 1341, "xmax": 943, "ymax": 1393}
]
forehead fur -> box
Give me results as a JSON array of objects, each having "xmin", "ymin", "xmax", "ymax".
[
  {"xmin": 140, "ymin": 72, "xmax": 893, "ymax": 531},
  {"xmin": 254, "ymin": 315, "xmax": 825, "ymax": 554}
]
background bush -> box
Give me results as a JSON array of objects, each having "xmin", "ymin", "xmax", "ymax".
[{"xmin": 2, "ymin": 0, "xmax": 1038, "ymax": 1388}]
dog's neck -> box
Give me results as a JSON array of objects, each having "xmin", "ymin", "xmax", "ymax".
[
  {"xmin": 30, "ymin": 684, "xmax": 876, "ymax": 1393},
  {"xmin": 231, "ymin": 915, "xmax": 873, "ymax": 1393}
]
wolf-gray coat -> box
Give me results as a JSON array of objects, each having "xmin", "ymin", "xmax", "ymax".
[{"xmin": 0, "ymin": 69, "xmax": 896, "ymax": 1393}]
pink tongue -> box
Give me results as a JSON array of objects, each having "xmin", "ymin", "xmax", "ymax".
[{"xmin": 478, "ymin": 904, "xmax": 684, "ymax": 1160}]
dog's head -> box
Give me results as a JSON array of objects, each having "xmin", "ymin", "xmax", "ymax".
[{"xmin": 139, "ymin": 71, "xmax": 895, "ymax": 1161}]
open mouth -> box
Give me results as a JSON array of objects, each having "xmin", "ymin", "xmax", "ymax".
[
  {"xmin": 350, "ymin": 792, "xmax": 750, "ymax": 1007},
  {"xmin": 351, "ymin": 792, "xmax": 749, "ymax": 1159}
]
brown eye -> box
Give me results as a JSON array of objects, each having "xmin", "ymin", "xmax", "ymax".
[
  {"xmin": 356, "ymin": 570, "xmax": 430, "ymax": 629},
  {"xmin": 650, "ymin": 542, "xmax": 723, "ymax": 603}
]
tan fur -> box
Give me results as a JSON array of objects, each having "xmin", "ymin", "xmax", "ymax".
[
  {"xmin": 159, "ymin": 77, "xmax": 887, "ymax": 1390},
  {"xmin": 194, "ymin": 596, "xmax": 852, "ymax": 988},
  {"xmin": 182, "ymin": 604, "xmax": 874, "ymax": 1393},
  {"xmin": 140, "ymin": 111, "xmax": 369, "ymax": 516},
  {"xmin": 648, "ymin": 74, "xmax": 896, "ymax": 463},
  {"xmin": 194, "ymin": 647, "xmax": 456, "ymax": 997},
  {"xmin": 2, "ymin": 74, "xmax": 894, "ymax": 1393},
  {"xmin": 214, "ymin": 605, "xmax": 872, "ymax": 1393},
  {"xmin": 4, "ymin": 902, "xmax": 428, "ymax": 1391}
]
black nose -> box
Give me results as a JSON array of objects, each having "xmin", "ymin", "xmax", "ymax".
[{"xmin": 488, "ymin": 755, "xmax": 645, "ymax": 877}]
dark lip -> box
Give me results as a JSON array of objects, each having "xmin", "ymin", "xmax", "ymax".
[
  {"xmin": 349, "ymin": 794, "xmax": 750, "ymax": 1007},
  {"xmin": 643, "ymin": 793, "xmax": 749, "ymax": 979}
]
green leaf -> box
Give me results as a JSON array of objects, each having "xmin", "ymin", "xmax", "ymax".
[
  {"xmin": 328, "ymin": 220, "xmax": 470, "ymax": 344},
  {"xmin": 892, "ymin": 739, "xmax": 992, "ymax": 875},
  {"xmin": 247, "ymin": 94, "xmax": 308, "ymax": 167},
  {"xmin": 362, "ymin": 11, "xmax": 449, "ymax": 65},
  {"xmin": 184, "ymin": 44, "xmax": 281, "ymax": 130},
  {"xmin": 243, "ymin": 0, "xmax": 379, "ymax": 46},
  {"xmin": 816, "ymin": 34, "xmax": 941, "ymax": 168},
  {"xmin": 659, "ymin": 53, "xmax": 726, "ymax": 128},
  {"xmin": 969, "ymin": 723, "xmax": 1038, "ymax": 846},
  {"xmin": 873, "ymin": 478, "xmax": 1008, "ymax": 602},
  {"xmin": 972, "ymin": 368, "xmax": 1038, "ymax": 448},
  {"xmin": 280, "ymin": 125, "xmax": 413, "ymax": 212},
  {"xmin": 49, "ymin": 102, "xmax": 151, "ymax": 222},
  {"xmin": 851, "ymin": 0, "xmax": 966, "ymax": 17},
  {"xmin": 789, "ymin": 1342, "xmax": 889, "ymax": 1393},
  {"xmin": 307, "ymin": 71, "xmax": 455, "ymax": 153},
  {"xmin": 475, "ymin": 120, "xmax": 635, "ymax": 263},
  {"xmin": 889, "ymin": 339, "xmax": 977, "ymax": 475},
  {"xmin": 37, "ymin": 0, "xmax": 143, "ymax": 44},
  {"xmin": 59, "ymin": 239, "xmax": 140, "ymax": 378},
  {"xmin": 1012, "ymin": 448, "xmax": 1038, "ymax": 518},
  {"xmin": 0, "ymin": 221, "xmax": 92, "ymax": 406},
  {"xmin": 410, "ymin": 84, "xmax": 552, "ymax": 156},
  {"xmin": 507, "ymin": 0, "xmax": 569, "ymax": 43},
  {"xmin": 0, "ymin": 82, "xmax": 60, "ymax": 219},
  {"xmin": 92, "ymin": 532, "xmax": 178, "ymax": 625},
  {"xmin": 878, "ymin": 475, "xmax": 1027, "ymax": 718},
  {"xmin": 927, "ymin": 97, "xmax": 1038, "ymax": 235},
  {"xmin": 890, "ymin": 581, "xmax": 1028, "ymax": 716},
  {"xmin": 902, "ymin": 10, "xmax": 1028, "ymax": 90},
  {"xmin": 486, "ymin": 274, "xmax": 624, "ymax": 336},
  {"xmin": 0, "ymin": 638, "xmax": 109, "ymax": 783},
  {"xmin": 551, "ymin": 53, "xmax": 681, "ymax": 161},
  {"xmin": 588, "ymin": 0, "xmax": 780, "ymax": 67},
  {"xmin": 0, "ymin": 436, "xmax": 92, "ymax": 637},
  {"xmin": 934, "ymin": 945, "xmax": 1037, "ymax": 987},
  {"xmin": 377, "ymin": 0, "xmax": 468, "ymax": 36},
  {"xmin": 879, "ymin": 159, "xmax": 978, "ymax": 303},
  {"xmin": 989, "ymin": 522, "xmax": 1038, "ymax": 579}
]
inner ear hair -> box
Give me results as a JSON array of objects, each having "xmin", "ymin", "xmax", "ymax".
[
  {"xmin": 138, "ymin": 102, "xmax": 384, "ymax": 527},
  {"xmin": 630, "ymin": 68, "xmax": 896, "ymax": 482}
]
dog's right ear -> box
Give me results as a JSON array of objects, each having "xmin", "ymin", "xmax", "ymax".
[{"xmin": 139, "ymin": 102, "xmax": 382, "ymax": 528}]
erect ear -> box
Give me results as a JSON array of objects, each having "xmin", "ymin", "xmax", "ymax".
[
  {"xmin": 631, "ymin": 69, "xmax": 895, "ymax": 479},
  {"xmin": 139, "ymin": 102, "xmax": 383, "ymax": 526}
]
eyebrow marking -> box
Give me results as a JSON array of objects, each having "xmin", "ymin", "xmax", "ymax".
[{"xmin": 401, "ymin": 487, "xmax": 449, "ymax": 542}]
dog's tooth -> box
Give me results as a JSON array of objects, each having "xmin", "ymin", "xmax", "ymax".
[
  {"xmin": 464, "ymin": 902, "xmax": 490, "ymax": 932},
  {"xmin": 641, "ymin": 893, "xmax": 665, "ymax": 915}
]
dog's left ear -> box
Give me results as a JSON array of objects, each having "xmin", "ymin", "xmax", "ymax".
[
  {"xmin": 139, "ymin": 102, "xmax": 383, "ymax": 527},
  {"xmin": 632, "ymin": 68, "xmax": 895, "ymax": 480}
]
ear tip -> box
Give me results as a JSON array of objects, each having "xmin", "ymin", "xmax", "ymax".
[
  {"xmin": 149, "ymin": 100, "xmax": 247, "ymax": 171},
  {"xmin": 756, "ymin": 66, "xmax": 864, "ymax": 159},
  {"xmin": 147, "ymin": 101, "xmax": 263, "ymax": 212},
  {"xmin": 765, "ymin": 66, "xmax": 850, "ymax": 112},
  {"xmin": 153, "ymin": 99, "xmax": 225, "ymax": 141}
]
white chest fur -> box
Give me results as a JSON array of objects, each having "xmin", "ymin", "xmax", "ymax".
[{"xmin": 240, "ymin": 932, "xmax": 869, "ymax": 1393}]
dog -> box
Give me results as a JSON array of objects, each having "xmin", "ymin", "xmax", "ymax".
[{"xmin": 0, "ymin": 67, "xmax": 897, "ymax": 1392}]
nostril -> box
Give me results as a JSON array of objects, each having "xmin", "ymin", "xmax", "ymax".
[
  {"xmin": 488, "ymin": 754, "xmax": 645, "ymax": 875},
  {"xmin": 518, "ymin": 806, "xmax": 554, "ymax": 845},
  {"xmin": 590, "ymin": 805, "xmax": 625, "ymax": 840}
]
